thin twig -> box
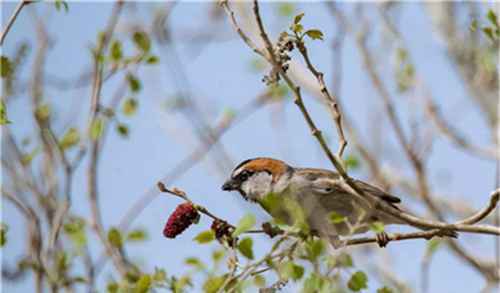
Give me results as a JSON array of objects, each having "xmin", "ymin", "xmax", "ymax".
[{"xmin": 0, "ymin": 0, "xmax": 31, "ymax": 46}]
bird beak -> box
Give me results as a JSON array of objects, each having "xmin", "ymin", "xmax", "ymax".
[{"xmin": 222, "ymin": 179, "xmax": 238, "ymax": 191}]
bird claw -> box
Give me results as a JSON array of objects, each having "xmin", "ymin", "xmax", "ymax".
[{"xmin": 376, "ymin": 232, "xmax": 390, "ymax": 248}]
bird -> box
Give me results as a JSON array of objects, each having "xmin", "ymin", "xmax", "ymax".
[{"xmin": 221, "ymin": 157, "xmax": 429, "ymax": 247}]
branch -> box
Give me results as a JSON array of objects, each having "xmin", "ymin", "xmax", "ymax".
[
  {"xmin": 0, "ymin": 0, "xmax": 32, "ymax": 46},
  {"xmin": 296, "ymin": 41, "xmax": 347, "ymax": 158},
  {"xmin": 227, "ymin": 0, "xmax": 500, "ymax": 237}
]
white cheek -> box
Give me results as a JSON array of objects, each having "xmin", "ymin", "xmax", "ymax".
[{"xmin": 241, "ymin": 172, "xmax": 273, "ymax": 200}]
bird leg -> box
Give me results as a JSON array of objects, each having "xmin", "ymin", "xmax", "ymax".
[{"xmin": 376, "ymin": 231, "xmax": 390, "ymax": 247}]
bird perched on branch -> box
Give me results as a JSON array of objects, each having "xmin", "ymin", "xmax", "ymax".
[{"xmin": 222, "ymin": 157, "xmax": 449, "ymax": 247}]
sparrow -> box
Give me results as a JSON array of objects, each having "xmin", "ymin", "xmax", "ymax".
[{"xmin": 222, "ymin": 157, "xmax": 413, "ymax": 246}]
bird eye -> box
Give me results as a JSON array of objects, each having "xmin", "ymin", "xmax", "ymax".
[{"xmin": 240, "ymin": 171, "xmax": 252, "ymax": 181}]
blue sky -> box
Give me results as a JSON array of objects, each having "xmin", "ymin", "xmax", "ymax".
[{"xmin": 2, "ymin": 2, "xmax": 498, "ymax": 292}]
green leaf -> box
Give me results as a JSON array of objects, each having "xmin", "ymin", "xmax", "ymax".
[
  {"xmin": 249, "ymin": 57, "xmax": 267, "ymax": 73},
  {"xmin": 185, "ymin": 257, "xmax": 205, "ymax": 270},
  {"xmin": 0, "ymin": 223, "xmax": 7, "ymax": 247},
  {"xmin": 278, "ymin": 3, "xmax": 295, "ymax": 17},
  {"xmin": 152, "ymin": 267, "xmax": 167, "ymax": 283},
  {"xmin": 146, "ymin": 55, "xmax": 159, "ymax": 64},
  {"xmin": 107, "ymin": 227, "xmax": 123, "ymax": 248},
  {"xmin": 487, "ymin": 9, "xmax": 498, "ymax": 28},
  {"xmin": 377, "ymin": 286, "xmax": 394, "ymax": 293},
  {"xmin": 292, "ymin": 23, "xmax": 304, "ymax": 34},
  {"xmin": 1, "ymin": 56, "xmax": 12, "ymax": 78},
  {"xmin": 253, "ymin": 275, "xmax": 266, "ymax": 288},
  {"xmin": 303, "ymin": 273, "xmax": 325, "ymax": 293},
  {"xmin": 328, "ymin": 211, "xmax": 346, "ymax": 224},
  {"xmin": 282, "ymin": 261, "xmax": 304, "ymax": 281},
  {"xmin": 294, "ymin": 13, "xmax": 305, "ymax": 24},
  {"xmin": 132, "ymin": 31, "xmax": 151, "ymax": 53},
  {"xmin": 127, "ymin": 74, "xmax": 142, "ymax": 93},
  {"xmin": 90, "ymin": 118, "xmax": 104, "ymax": 141},
  {"xmin": 59, "ymin": 128, "xmax": 80, "ymax": 150},
  {"xmin": 110, "ymin": 40, "xmax": 123, "ymax": 62},
  {"xmin": 54, "ymin": 0, "xmax": 69, "ymax": 12},
  {"xmin": 122, "ymin": 98, "xmax": 138, "ymax": 116},
  {"xmin": 135, "ymin": 274, "xmax": 151, "ymax": 293},
  {"xmin": 336, "ymin": 252, "xmax": 353, "ymax": 267},
  {"xmin": 35, "ymin": 104, "xmax": 50, "ymax": 121},
  {"xmin": 173, "ymin": 275, "xmax": 192, "ymax": 292},
  {"xmin": 305, "ymin": 29, "xmax": 324, "ymax": 40},
  {"xmin": 305, "ymin": 238, "xmax": 325, "ymax": 262},
  {"xmin": 347, "ymin": 271, "xmax": 368, "ymax": 292},
  {"xmin": 56, "ymin": 251, "xmax": 69, "ymax": 275},
  {"xmin": 126, "ymin": 229, "xmax": 148, "ymax": 242},
  {"xmin": 470, "ymin": 19, "xmax": 478, "ymax": 32},
  {"xmin": 212, "ymin": 249, "xmax": 225, "ymax": 264},
  {"xmin": 116, "ymin": 123, "xmax": 129, "ymax": 138},
  {"xmin": 203, "ymin": 276, "xmax": 226, "ymax": 293},
  {"xmin": 21, "ymin": 147, "xmax": 40, "ymax": 166},
  {"xmin": 482, "ymin": 27, "xmax": 495, "ymax": 42},
  {"xmin": 232, "ymin": 214, "xmax": 256, "ymax": 237},
  {"xmin": 63, "ymin": 217, "xmax": 87, "ymax": 249},
  {"xmin": 344, "ymin": 154, "xmax": 360, "ymax": 170},
  {"xmin": 369, "ymin": 221, "xmax": 385, "ymax": 233},
  {"xmin": 0, "ymin": 100, "xmax": 11, "ymax": 124},
  {"xmin": 106, "ymin": 282, "xmax": 119, "ymax": 293},
  {"xmin": 193, "ymin": 230, "xmax": 215, "ymax": 244},
  {"xmin": 425, "ymin": 238, "xmax": 441, "ymax": 257},
  {"xmin": 237, "ymin": 237, "xmax": 254, "ymax": 260}
]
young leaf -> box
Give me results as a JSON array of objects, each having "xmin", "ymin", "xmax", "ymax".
[
  {"xmin": 35, "ymin": 104, "xmax": 50, "ymax": 121},
  {"xmin": 305, "ymin": 29, "xmax": 324, "ymax": 40},
  {"xmin": 193, "ymin": 230, "xmax": 215, "ymax": 244},
  {"xmin": 377, "ymin": 286, "xmax": 394, "ymax": 293},
  {"xmin": 126, "ymin": 74, "xmax": 142, "ymax": 93},
  {"xmin": 487, "ymin": 9, "xmax": 498, "ymax": 28},
  {"xmin": 305, "ymin": 238, "xmax": 325, "ymax": 261},
  {"xmin": 344, "ymin": 154, "xmax": 360, "ymax": 170},
  {"xmin": 203, "ymin": 276, "xmax": 226, "ymax": 293},
  {"xmin": 282, "ymin": 261, "xmax": 305, "ymax": 281},
  {"xmin": 185, "ymin": 257, "xmax": 205, "ymax": 270},
  {"xmin": 152, "ymin": 267, "xmax": 167, "ymax": 283},
  {"xmin": 347, "ymin": 271, "xmax": 368, "ymax": 292},
  {"xmin": 136, "ymin": 274, "xmax": 151, "ymax": 293},
  {"xmin": 328, "ymin": 211, "xmax": 346, "ymax": 224},
  {"xmin": 425, "ymin": 238, "xmax": 441, "ymax": 257},
  {"xmin": 212, "ymin": 249, "xmax": 225, "ymax": 264},
  {"xmin": 146, "ymin": 55, "xmax": 159, "ymax": 64},
  {"xmin": 116, "ymin": 123, "xmax": 129, "ymax": 138},
  {"xmin": 106, "ymin": 282, "xmax": 119, "ymax": 293},
  {"xmin": 110, "ymin": 40, "xmax": 123, "ymax": 62},
  {"xmin": 54, "ymin": 0, "xmax": 69, "ymax": 12},
  {"xmin": 59, "ymin": 128, "xmax": 80, "ymax": 150},
  {"xmin": 0, "ymin": 224, "xmax": 7, "ymax": 247},
  {"xmin": 132, "ymin": 31, "xmax": 151, "ymax": 53},
  {"xmin": 237, "ymin": 237, "xmax": 254, "ymax": 260},
  {"xmin": 253, "ymin": 275, "xmax": 266, "ymax": 288},
  {"xmin": 0, "ymin": 100, "xmax": 11, "ymax": 124},
  {"xmin": 122, "ymin": 98, "xmax": 138, "ymax": 116},
  {"xmin": 0, "ymin": 56, "xmax": 12, "ymax": 78},
  {"xmin": 90, "ymin": 118, "xmax": 104, "ymax": 141},
  {"xmin": 369, "ymin": 221, "xmax": 385, "ymax": 233},
  {"xmin": 278, "ymin": 3, "xmax": 295, "ymax": 17},
  {"xmin": 294, "ymin": 13, "xmax": 305, "ymax": 24},
  {"xmin": 126, "ymin": 229, "xmax": 147, "ymax": 242},
  {"xmin": 107, "ymin": 227, "xmax": 123, "ymax": 248},
  {"xmin": 232, "ymin": 214, "xmax": 256, "ymax": 237}
]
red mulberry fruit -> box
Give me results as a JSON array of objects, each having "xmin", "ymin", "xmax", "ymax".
[{"xmin": 163, "ymin": 203, "xmax": 199, "ymax": 238}]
